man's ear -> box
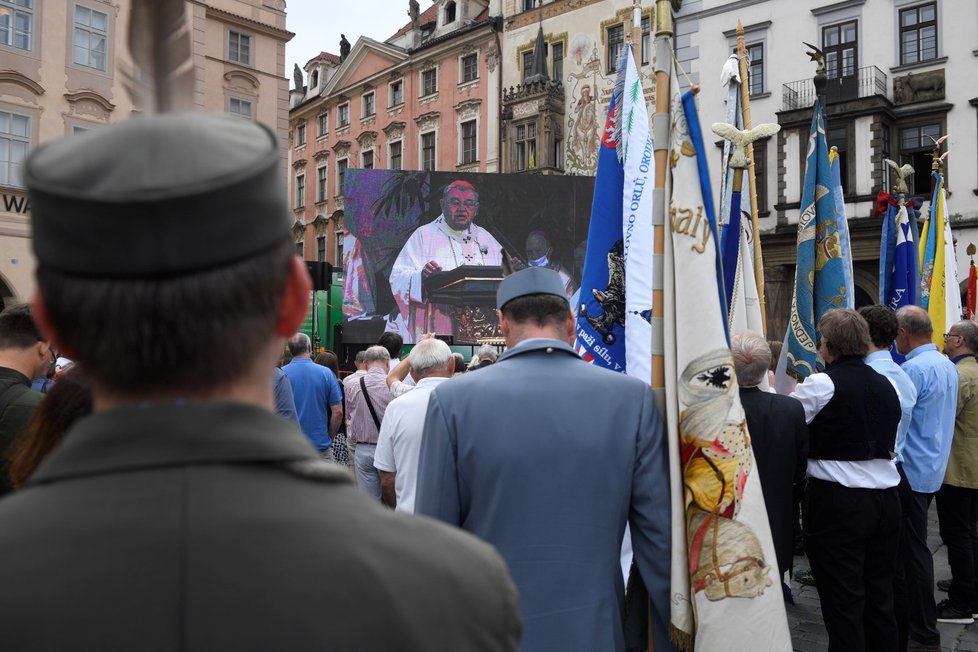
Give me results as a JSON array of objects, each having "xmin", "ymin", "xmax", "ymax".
[
  {"xmin": 564, "ymin": 309, "xmax": 576, "ymax": 344},
  {"xmin": 32, "ymin": 291, "xmax": 75, "ymax": 358},
  {"xmin": 497, "ymin": 309, "xmax": 510, "ymax": 339},
  {"xmin": 276, "ymin": 257, "xmax": 312, "ymax": 337}
]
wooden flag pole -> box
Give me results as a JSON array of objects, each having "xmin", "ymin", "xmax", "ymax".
[
  {"xmin": 736, "ymin": 21, "xmax": 767, "ymax": 335},
  {"xmin": 651, "ymin": 0, "xmax": 675, "ymax": 401}
]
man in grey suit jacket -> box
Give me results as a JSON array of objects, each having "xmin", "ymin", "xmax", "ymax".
[
  {"xmin": 0, "ymin": 113, "xmax": 521, "ymax": 651},
  {"xmin": 416, "ymin": 267, "xmax": 675, "ymax": 652}
]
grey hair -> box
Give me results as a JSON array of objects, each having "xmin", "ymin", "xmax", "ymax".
[
  {"xmin": 362, "ymin": 345, "xmax": 391, "ymax": 366},
  {"xmin": 409, "ymin": 338, "xmax": 453, "ymax": 378},
  {"xmin": 955, "ymin": 320, "xmax": 978, "ymax": 352},
  {"xmin": 354, "ymin": 350, "xmax": 368, "ymax": 365},
  {"xmin": 896, "ymin": 305, "xmax": 933, "ymax": 337},
  {"xmin": 287, "ymin": 333, "xmax": 311, "ymax": 356},
  {"xmin": 731, "ymin": 330, "xmax": 771, "ymax": 387},
  {"xmin": 476, "ymin": 344, "xmax": 498, "ymax": 361}
]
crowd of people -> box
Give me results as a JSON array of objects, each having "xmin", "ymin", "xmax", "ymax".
[
  {"xmin": 0, "ymin": 110, "xmax": 974, "ymax": 652},
  {"xmin": 730, "ymin": 304, "xmax": 973, "ymax": 652}
]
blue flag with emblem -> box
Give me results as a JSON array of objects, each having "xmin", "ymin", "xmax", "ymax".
[
  {"xmin": 784, "ymin": 101, "xmax": 847, "ymax": 380},
  {"xmin": 574, "ymin": 48, "xmax": 653, "ymax": 377}
]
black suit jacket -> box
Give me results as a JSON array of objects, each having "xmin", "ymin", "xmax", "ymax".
[
  {"xmin": 0, "ymin": 401, "xmax": 521, "ymax": 651},
  {"xmin": 739, "ymin": 387, "xmax": 809, "ymax": 576}
]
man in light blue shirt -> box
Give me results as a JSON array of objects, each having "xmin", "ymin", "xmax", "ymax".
[
  {"xmin": 282, "ymin": 333, "xmax": 343, "ymax": 459},
  {"xmin": 859, "ymin": 306, "xmax": 917, "ymax": 459},
  {"xmin": 895, "ymin": 305, "xmax": 959, "ymax": 652}
]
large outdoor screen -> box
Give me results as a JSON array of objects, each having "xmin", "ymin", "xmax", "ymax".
[{"xmin": 341, "ymin": 169, "xmax": 595, "ymax": 344}]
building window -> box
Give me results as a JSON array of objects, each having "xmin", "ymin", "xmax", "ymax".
[
  {"xmin": 553, "ymin": 137, "xmax": 563, "ymax": 169},
  {"xmin": 316, "ymin": 165, "xmax": 328, "ymax": 202},
  {"xmin": 900, "ymin": 3, "xmax": 937, "ymax": 65},
  {"xmin": 522, "ymin": 50, "xmax": 534, "ymax": 78},
  {"xmin": 516, "ymin": 123, "xmax": 537, "ymax": 171},
  {"xmin": 461, "ymin": 53, "xmax": 479, "ymax": 83},
  {"xmin": 362, "ymin": 150, "xmax": 374, "ymax": 169},
  {"xmin": 317, "ymin": 113, "xmax": 328, "ymax": 137},
  {"xmin": 0, "ymin": 0, "xmax": 33, "ymax": 51},
  {"xmin": 0, "ymin": 110, "xmax": 30, "ymax": 188},
  {"xmin": 389, "ymin": 79, "xmax": 404, "ymax": 106},
  {"xmin": 296, "ymin": 123, "xmax": 306, "ymax": 147},
  {"xmin": 337, "ymin": 103, "xmax": 349, "ymax": 128},
  {"xmin": 335, "ymin": 230, "xmax": 344, "ymax": 267},
  {"xmin": 71, "ymin": 124, "xmax": 91, "ymax": 136},
  {"xmin": 310, "ymin": 70, "xmax": 319, "ymax": 88},
  {"xmin": 296, "ymin": 241, "xmax": 304, "ymax": 257},
  {"xmin": 753, "ymin": 142, "xmax": 768, "ymax": 213},
  {"xmin": 900, "ymin": 123, "xmax": 942, "ymax": 194},
  {"xmin": 389, "ymin": 141, "xmax": 402, "ymax": 170},
  {"xmin": 522, "ymin": 0, "xmax": 538, "ymax": 10},
  {"xmin": 421, "ymin": 132, "xmax": 436, "ymax": 171},
  {"xmin": 827, "ymin": 126, "xmax": 849, "ymax": 196},
  {"xmin": 552, "ymin": 42, "xmax": 564, "ymax": 81},
  {"xmin": 444, "ymin": 0, "xmax": 456, "ymax": 24},
  {"xmin": 336, "ymin": 158, "xmax": 348, "ymax": 196},
  {"xmin": 317, "ymin": 235, "xmax": 326, "ymax": 262},
  {"xmin": 461, "ymin": 120, "xmax": 477, "ymax": 165},
  {"xmin": 421, "ymin": 68, "xmax": 438, "ymax": 97},
  {"xmin": 822, "ymin": 20, "xmax": 857, "ymax": 79},
  {"xmin": 607, "ymin": 24, "xmax": 624, "ymax": 73},
  {"xmin": 295, "ymin": 173, "xmax": 305, "ymax": 208},
  {"xmin": 363, "ymin": 92, "xmax": 375, "ymax": 118},
  {"xmin": 641, "ymin": 16, "xmax": 651, "ymax": 65},
  {"xmin": 228, "ymin": 30, "xmax": 252, "ymax": 66},
  {"xmin": 228, "ymin": 97, "xmax": 253, "ymax": 119},
  {"xmin": 73, "ymin": 5, "xmax": 108, "ymax": 71},
  {"xmin": 746, "ymin": 43, "xmax": 763, "ymax": 96}
]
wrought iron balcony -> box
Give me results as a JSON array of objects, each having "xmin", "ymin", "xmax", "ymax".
[{"xmin": 782, "ymin": 65, "xmax": 887, "ymax": 111}]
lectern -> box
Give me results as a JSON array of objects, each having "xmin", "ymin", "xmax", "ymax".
[{"xmin": 422, "ymin": 265, "xmax": 503, "ymax": 343}]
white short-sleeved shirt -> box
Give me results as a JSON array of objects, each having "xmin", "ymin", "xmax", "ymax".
[{"xmin": 373, "ymin": 376, "xmax": 450, "ymax": 512}]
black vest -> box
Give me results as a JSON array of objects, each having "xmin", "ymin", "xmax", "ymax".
[{"xmin": 808, "ymin": 356, "xmax": 901, "ymax": 461}]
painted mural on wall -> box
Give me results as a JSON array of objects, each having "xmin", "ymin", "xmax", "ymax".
[
  {"xmin": 565, "ymin": 35, "xmax": 611, "ymax": 176},
  {"xmin": 563, "ymin": 32, "xmax": 656, "ymax": 176}
]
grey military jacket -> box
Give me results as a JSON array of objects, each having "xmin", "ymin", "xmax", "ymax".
[{"xmin": 0, "ymin": 401, "xmax": 521, "ymax": 651}]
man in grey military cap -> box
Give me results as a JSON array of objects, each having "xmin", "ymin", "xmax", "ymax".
[
  {"xmin": 415, "ymin": 266, "xmax": 676, "ymax": 652},
  {"xmin": 0, "ymin": 113, "xmax": 520, "ymax": 651}
]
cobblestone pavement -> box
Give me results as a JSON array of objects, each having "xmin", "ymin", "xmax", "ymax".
[{"xmin": 788, "ymin": 502, "xmax": 978, "ymax": 651}]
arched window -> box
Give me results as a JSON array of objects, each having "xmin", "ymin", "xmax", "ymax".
[
  {"xmin": 310, "ymin": 70, "xmax": 319, "ymax": 87},
  {"xmin": 444, "ymin": 1, "xmax": 456, "ymax": 24}
]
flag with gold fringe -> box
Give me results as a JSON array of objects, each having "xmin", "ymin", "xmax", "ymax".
[{"xmin": 663, "ymin": 75, "xmax": 791, "ymax": 651}]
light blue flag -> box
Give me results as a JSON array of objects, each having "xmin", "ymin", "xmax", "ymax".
[
  {"xmin": 829, "ymin": 152, "xmax": 854, "ymax": 307},
  {"xmin": 785, "ymin": 101, "xmax": 847, "ymax": 380}
]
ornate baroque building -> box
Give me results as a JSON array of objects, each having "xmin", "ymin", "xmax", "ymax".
[
  {"xmin": 499, "ymin": 0, "xmax": 656, "ymax": 176},
  {"xmin": 677, "ymin": 0, "xmax": 978, "ymax": 337},
  {"xmin": 0, "ymin": 0, "xmax": 293, "ymax": 303},
  {"xmin": 288, "ymin": 0, "xmax": 498, "ymax": 267}
]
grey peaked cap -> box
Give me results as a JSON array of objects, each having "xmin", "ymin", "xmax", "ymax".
[
  {"xmin": 496, "ymin": 266, "xmax": 569, "ymax": 309},
  {"xmin": 25, "ymin": 112, "xmax": 292, "ymax": 277}
]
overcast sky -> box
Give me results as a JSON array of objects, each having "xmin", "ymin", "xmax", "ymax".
[{"xmin": 285, "ymin": 1, "xmax": 435, "ymax": 75}]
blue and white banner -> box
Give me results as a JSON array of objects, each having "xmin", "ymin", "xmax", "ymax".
[
  {"xmin": 784, "ymin": 101, "xmax": 847, "ymax": 381},
  {"xmin": 574, "ymin": 47, "xmax": 653, "ymax": 380}
]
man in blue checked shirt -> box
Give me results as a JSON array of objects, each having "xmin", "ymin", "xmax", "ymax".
[{"xmin": 895, "ymin": 305, "xmax": 959, "ymax": 652}]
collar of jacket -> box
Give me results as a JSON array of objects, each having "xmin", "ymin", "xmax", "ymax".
[
  {"xmin": 29, "ymin": 401, "xmax": 319, "ymax": 486},
  {"xmin": 497, "ymin": 338, "xmax": 579, "ymax": 363}
]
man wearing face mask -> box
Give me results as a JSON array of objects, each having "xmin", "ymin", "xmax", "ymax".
[
  {"xmin": 388, "ymin": 180, "xmax": 504, "ymax": 343},
  {"xmin": 524, "ymin": 230, "xmax": 576, "ymax": 299}
]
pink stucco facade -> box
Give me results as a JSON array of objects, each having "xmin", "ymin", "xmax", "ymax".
[{"xmin": 288, "ymin": 2, "xmax": 498, "ymax": 267}]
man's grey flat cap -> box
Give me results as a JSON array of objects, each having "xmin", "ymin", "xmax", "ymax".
[
  {"xmin": 26, "ymin": 113, "xmax": 291, "ymax": 277},
  {"xmin": 496, "ymin": 266, "xmax": 569, "ymax": 309}
]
